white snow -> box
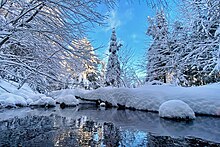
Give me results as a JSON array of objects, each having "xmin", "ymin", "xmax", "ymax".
[
  {"xmin": 49, "ymin": 88, "xmax": 89, "ymax": 104},
  {"xmin": 215, "ymin": 26, "xmax": 220, "ymax": 37},
  {"xmin": 49, "ymin": 89, "xmax": 81, "ymax": 106},
  {"xmin": 100, "ymin": 102, "xmax": 106, "ymax": 107},
  {"xmin": 0, "ymin": 80, "xmax": 54, "ymax": 108},
  {"xmin": 159, "ymin": 100, "xmax": 195, "ymax": 119},
  {"xmin": 79, "ymin": 84, "xmax": 220, "ymax": 116},
  {"xmin": 56, "ymin": 95, "xmax": 79, "ymax": 106},
  {"xmin": 0, "ymin": 91, "xmax": 27, "ymax": 107},
  {"xmin": 30, "ymin": 96, "xmax": 56, "ymax": 107},
  {"xmin": 1, "ymin": 79, "xmax": 220, "ymax": 118}
]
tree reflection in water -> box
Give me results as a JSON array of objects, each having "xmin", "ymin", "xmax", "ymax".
[
  {"xmin": 0, "ymin": 108, "xmax": 220, "ymax": 147},
  {"xmin": 0, "ymin": 114, "xmax": 147, "ymax": 147}
]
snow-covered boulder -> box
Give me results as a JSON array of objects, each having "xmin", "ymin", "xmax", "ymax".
[
  {"xmin": 30, "ymin": 97, "xmax": 56, "ymax": 107},
  {"xmin": 100, "ymin": 102, "xmax": 106, "ymax": 107},
  {"xmin": 56, "ymin": 95, "xmax": 79, "ymax": 106},
  {"xmin": 159, "ymin": 100, "xmax": 195, "ymax": 120}
]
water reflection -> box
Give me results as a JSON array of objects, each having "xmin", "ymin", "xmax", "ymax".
[{"xmin": 0, "ymin": 106, "xmax": 219, "ymax": 146}]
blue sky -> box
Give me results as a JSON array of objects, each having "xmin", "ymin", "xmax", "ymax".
[{"xmin": 87, "ymin": 0, "xmax": 179, "ymax": 67}]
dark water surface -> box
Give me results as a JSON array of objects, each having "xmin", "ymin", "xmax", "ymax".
[{"xmin": 0, "ymin": 105, "xmax": 220, "ymax": 147}]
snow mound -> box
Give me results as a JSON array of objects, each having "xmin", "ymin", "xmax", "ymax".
[
  {"xmin": 159, "ymin": 100, "xmax": 195, "ymax": 120},
  {"xmin": 49, "ymin": 88, "xmax": 89, "ymax": 98},
  {"xmin": 49, "ymin": 89, "xmax": 75, "ymax": 98},
  {"xmin": 100, "ymin": 102, "xmax": 106, "ymax": 107},
  {"xmin": 0, "ymin": 80, "xmax": 51, "ymax": 108},
  {"xmin": 56, "ymin": 95, "xmax": 79, "ymax": 106},
  {"xmin": 0, "ymin": 93, "xmax": 27, "ymax": 107},
  {"xmin": 49, "ymin": 89, "xmax": 79, "ymax": 106},
  {"xmin": 30, "ymin": 97, "xmax": 56, "ymax": 107}
]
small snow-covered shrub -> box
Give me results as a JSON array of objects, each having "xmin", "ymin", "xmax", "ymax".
[{"xmin": 159, "ymin": 100, "xmax": 195, "ymax": 120}]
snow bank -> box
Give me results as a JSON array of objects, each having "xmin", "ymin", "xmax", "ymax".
[
  {"xmin": 0, "ymin": 80, "xmax": 54, "ymax": 108},
  {"xmin": 0, "ymin": 93, "xmax": 27, "ymax": 107},
  {"xmin": 79, "ymin": 84, "xmax": 220, "ymax": 116},
  {"xmin": 159, "ymin": 100, "xmax": 195, "ymax": 120}
]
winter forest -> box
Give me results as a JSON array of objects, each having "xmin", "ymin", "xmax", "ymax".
[{"xmin": 0, "ymin": 0, "xmax": 220, "ymax": 146}]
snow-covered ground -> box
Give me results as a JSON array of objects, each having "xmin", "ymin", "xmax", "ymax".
[{"xmin": 78, "ymin": 83, "xmax": 220, "ymax": 117}]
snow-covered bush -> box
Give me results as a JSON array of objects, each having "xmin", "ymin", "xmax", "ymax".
[{"xmin": 159, "ymin": 100, "xmax": 195, "ymax": 120}]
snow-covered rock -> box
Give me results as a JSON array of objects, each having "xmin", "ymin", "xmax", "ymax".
[
  {"xmin": 30, "ymin": 97, "xmax": 56, "ymax": 107},
  {"xmin": 100, "ymin": 102, "xmax": 106, "ymax": 107},
  {"xmin": 56, "ymin": 95, "xmax": 79, "ymax": 106},
  {"xmin": 159, "ymin": 100, "xmax": 195, "ymax": 120}
]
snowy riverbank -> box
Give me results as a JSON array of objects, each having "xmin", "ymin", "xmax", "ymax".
[
  {"xmin": 78, "ymin": 83, "xmax": 220, "ymax": 117},
  {"xmin": 1, "ymin": 79, "xmax": 220, "ymax": 118}
]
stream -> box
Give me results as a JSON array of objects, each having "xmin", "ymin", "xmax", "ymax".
[{"xmin": 0, "ymin": 104, "xmax": 220, "ymax": 147}]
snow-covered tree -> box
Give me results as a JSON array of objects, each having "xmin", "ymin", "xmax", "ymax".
[
  {"xmin": 146, "ymin": 0, "xmax": 220, "ymax": 86},
  {"xmin": 105, "ymin": 28, "xmax": 122, "ymax": 87},
  {"xmin": 181, "ymin": 0, "xmax": 220, "ymax": 85},
  {"xmin": 68, "ymin": 38, "xmax": 101, "ymax": 89},
  {"xmin": 0, "ymin": 0, "xmax": 114, "ymax": 92},
  {"xmin": 146, "ymin": 10, "xmax": 171, "ymax": 83},
  {"xmin": 169, "ymin": 21, "xmax": 189, "ymax": 86},
  {"xmin": 118, "ymin": 46, "xmax": 143, "ymax": 87}
]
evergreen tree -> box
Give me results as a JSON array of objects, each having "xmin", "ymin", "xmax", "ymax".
[
  {"xmin": 169, "ymin": 21, "xmax": 189, "ymax": 86},
  {"xmin": 146, "ymin": 10, "xmax": 171, "ymax": 83},
  {"xmin": 68, "ymin": 38, "xmax": 101, "ymax": 89},
  {"xmin": 105, "ymin": 28, "xmax": 122, "ymax": 87}
]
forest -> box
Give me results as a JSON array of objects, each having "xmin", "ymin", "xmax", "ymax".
[
  {"xmin": 0, "ymin": 0, "xmax": 220, "ymax": 146},
  {"xmin": 0, "ymin": 0, "xmax": 219, "ymax": 92}
]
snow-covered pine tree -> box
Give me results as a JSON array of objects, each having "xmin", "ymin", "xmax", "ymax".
[
  {"xmin": 146, "ymin": 10, "xmax": 171, "ymax": 83},
  {"xmin": 105, "ymin": 28, "xmax": 122, "ymax": 87},
  {"xmin": 169, "ymin": 21, "xmax": 189, "ymax": 86}
]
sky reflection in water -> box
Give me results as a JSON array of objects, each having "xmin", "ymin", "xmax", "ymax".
[{"xmin": 0, "ymin": 105, "xmax": 219, "ymax": 146}]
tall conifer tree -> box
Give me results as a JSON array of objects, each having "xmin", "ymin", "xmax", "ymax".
[{"xmin": 105, "ymin": 28, "xmax": 122, "ymax": 87}]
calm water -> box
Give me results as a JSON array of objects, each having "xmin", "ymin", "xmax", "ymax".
[{"xmin": 0, "ymin": 104, "xmax": 220, "ymax": 147}]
